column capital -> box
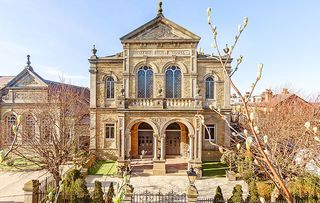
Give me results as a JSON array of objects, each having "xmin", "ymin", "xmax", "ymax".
[
  {"xmin": 160, "ymin": 134, "xmax": 166, "ymax": 139},
  {"xmin": 153, "ymin": 133, "xmax": 159, "ymax": 138},
  {"xmin": 188, "ymin": 134, "xmax": 195, "ymax": 138}
]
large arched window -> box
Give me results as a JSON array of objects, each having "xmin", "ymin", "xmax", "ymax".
[
  {"xmin": 106, "ymin": 77, "xmax": 114, "ymax": 99},
  {"xmin": 24, "ymin": 114, "xmax": 35, "ymax": 143},
  {"xmin": 6, "ymin": 114, "xmax": 16, "ymax": 143},
  {"xmin": 137, "ymin": 66, "xmax": 153, "ymax": 98},
  {"xmin": 165, "ymin": 66, "xmax": 181, "ymax": 98},
  {"xmin": 41, "ymin": 117, "xmax": 52, "ymax": 143},
  {"xmin": 205, "ymin": 77, "xmax": 214, "ymax": 99}
]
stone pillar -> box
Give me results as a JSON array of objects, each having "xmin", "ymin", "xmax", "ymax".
[
  {"xmin": 125, "ymin": 131, "xmax": 131, "ymax": 158},
  {"xmin": 118, "ymin": 116, "xmax": 125, "ymax": 160},
  {"xmin": 160, "ymin": 134, "xmax": 166, "ymax": 160},
  {"xmin": 89, "ymin": 64, "xmax": 97, "ymax": 108},
  {"xmin": 153, "ymin": 134, "xmax": 158, "ymax": 160},
  {"xmin": 185, "ymin": 185, "xmax": 198, "ymax": 203},
  {"xmin": 123, "ymin": 183, "xmax": 134, "ymax": 203},
  {"xmin": 89, "ymin": 112, "xmax": 97, "ymax": 151},
  {"xmin": 23, "ymin": 180, "xmax": 39, "ymax": 203},
  {"xmin": 189, "ymin": 134, "xmax": 194, "ymax": 160}
]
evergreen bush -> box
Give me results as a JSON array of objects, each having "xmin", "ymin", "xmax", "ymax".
[
  {"xmin": 106, "ymin": 182, "xmax": 115, "ymax": 203},
  {"xmin": 228, "ymin": 184, "xmax": 244, "ymax": 203},
  {"xmin": 213, "ymin": 186, "xmax": 224, "ymax": 202},
  {"xmin": 246, "ymin": 181, "xmax": 260, "ymax": 203},
  {"xmin": 92, "ymin": 181, "xmax": 104, "ymax": 203}
]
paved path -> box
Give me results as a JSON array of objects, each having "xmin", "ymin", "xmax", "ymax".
[
  {"xmin": 86, "ymin": 175, "xmax": 248, "ymax": 199},
  {"xmin": 0, "ymin": 170, "xmax": 49, "ymax": 203}
]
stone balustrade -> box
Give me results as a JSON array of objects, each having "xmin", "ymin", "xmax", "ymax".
[{"xmin": 124, "ymin": 98, "xmax": 204, "ymax": 110}]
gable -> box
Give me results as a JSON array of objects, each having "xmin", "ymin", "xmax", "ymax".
[
  {"xmin": 6, "ymin": 69, "xmax": 48, "ymax": 89},
  {"xmin": 120, "ymin": 15, "xmax": 200, "ymax": 42}
]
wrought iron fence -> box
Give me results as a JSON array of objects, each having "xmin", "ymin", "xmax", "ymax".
[
  {"xmin": 37, "ymin": 175, "xmax": 55, "ymax": 202},
  {"xmin": 197, "ymin": 198, "xmax": 224, "ymax": 203},
  {"xmin": 132, "ymin": 190, "xmax": 186, "ymax": 203}
]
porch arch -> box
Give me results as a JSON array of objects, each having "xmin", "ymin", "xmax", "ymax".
[{"xmin": 160, "ymin": 118, "xmax": 194, "ymax": 136}]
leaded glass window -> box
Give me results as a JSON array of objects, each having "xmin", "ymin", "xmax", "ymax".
[
  {"xmin": 165, "ymin": 66, "xmax": 181, "ymax": 98},
  {"xmin": 137, "ymin": 66, "xmax": 153, "ymax": 98},
  {"xmin": 106, "ymin": 77, "xmax": 114, "ymax": 99},
  {"xmin": 24, "ymin": 114, "xmax": 35, "ymax": 142},
  {"xmin": 205, "ymin": 77, "xmax": 214, "ymax": 99},
  {"xmin": 6, "ymin": 114, "xmax": 16, "ymax": 143}
]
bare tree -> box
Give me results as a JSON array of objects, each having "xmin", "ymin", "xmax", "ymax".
[
  {"xmin": 9, "ymin": 83, "xmax": 90, "ymax": 187},
  {"xmin": 201, "ymin": 8, "xmax": 320, "ymax": 202}
]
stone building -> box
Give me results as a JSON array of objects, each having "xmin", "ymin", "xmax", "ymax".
[
  {"xmin": 89, "ymin": 5, "xmax": 232, "ymax": 175},
  {"xmin": 0, "ymin": 55, "xmax": 90, "ymax": 150}
]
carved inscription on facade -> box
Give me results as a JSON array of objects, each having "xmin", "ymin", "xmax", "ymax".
[{"xmin": 130, "ymin": 50, "xmax": 190, "ymax": 57}]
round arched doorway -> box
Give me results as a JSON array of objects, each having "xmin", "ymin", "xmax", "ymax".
[
  {"xmin": 137, "ymin": 122, "xmax": 153, "ymax": 156},
  {"xmin": 165, "ymin": 122, "xmax": 189, "ymax": 157}
]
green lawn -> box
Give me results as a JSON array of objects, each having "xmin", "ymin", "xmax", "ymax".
[
  {"xmin": 88, "ymin": 160, "xmax": 117, "ymax": 175},
  {"xmin": 202, "ymin": 162, "xmax": 228, "ymax": 177},
  {"xmin": 0, "ymin": 157, "xmax": 42, "ymax": 171}
]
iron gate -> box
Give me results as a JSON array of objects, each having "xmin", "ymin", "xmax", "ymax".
[{"xmin": 132, "ymin": 190, "xmax": 186, "ymax": 203}]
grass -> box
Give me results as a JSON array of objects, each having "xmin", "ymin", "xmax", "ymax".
[
  {"xmin": 0, "ymin": 157, "xmax": 42, "ymax": 171},
  {"xmin": 202, "ymin": 161, "xmax": 228, "ymax": 177},
  {"xmin": 88, "ymin": 160, "xmax": 117, "ymax": 175}
]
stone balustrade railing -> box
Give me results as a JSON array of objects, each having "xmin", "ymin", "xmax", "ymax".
[{"xmin": 124, "ymin": 98, "xmax": 203, "ymax": 110}]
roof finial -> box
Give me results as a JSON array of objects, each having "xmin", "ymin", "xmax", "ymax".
[
  {"xmin": 27, "ymin": 55, "xmax": 31, "ymax": 66},
  {"xmin": 92, "ymin": 45, "xmax": 97, "ymax": 56},
  {"xmin": 158, "ymin": 0, "xmax": 163, "ymax": 15}
]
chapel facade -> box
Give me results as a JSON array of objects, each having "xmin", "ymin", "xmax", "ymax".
[{"xmin": 89, "ymin": 6, "xmax": 232, "ymax": 175}]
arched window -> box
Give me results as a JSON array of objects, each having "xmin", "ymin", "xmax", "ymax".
[
  {"xmin": 6, "ymin": 114, "xmax": 16, "ymax": 143},
  {"xmin": 165, "ymin": 66, "xmax": 181, "ymax": 98},
  {"xmin": 106, "ymin": 77, "xmax": 114, "ymax": 99},
  {"xmin": 41, "ymin": 117, "xmax": 52, "ymax": 143},
  {"xmin": 137, "ymin": 66, "xmax": 153, "ymax": 98},
  {"xmin": 24, "ymin": 114, "xmax": 35, "ymax": 143},
  {"xmin": 205, "ymin": 77, "xmax": 214, "ymax": 99}
]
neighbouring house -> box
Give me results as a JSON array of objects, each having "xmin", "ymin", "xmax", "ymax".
[
  {"xmin": 89, "ymin": 5, "xmax": 232, "ymax": 175},
  {"xmin": 0, "ymin": 55, "xmax": 90, "ymax": 151}
]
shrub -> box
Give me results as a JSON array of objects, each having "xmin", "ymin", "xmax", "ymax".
[
  {"xmin": 62, "ymin": 169, "xmax": 90, "ymax": 202},
  {"xmin": 92, "ymin": 181, "xmax": 104, "ymax": 203},
  {"xmin": 288, "ymin": 174, "xmax": 320, "ymax": 202},
  {"xmin": 213, "ymin": 186, "xmax": 224, "ymax": 202},
  {"xmin": 228, "ymin": 184, "xmax": 244, "ymax": 203},
  {"xmin": 246, "ymin": 181, "xmax": 260, "ymax": 203},
  {"xmin": 256, "ymin": 181, "xmax": 272, "ymax": 201},
  {"xmin": 106, "ymin": 182, "xmax": 115, "ymax": 203}
]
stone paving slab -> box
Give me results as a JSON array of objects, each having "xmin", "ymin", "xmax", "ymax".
[{"xmin": 86, "ymin": 175, "xmax": 248, "ymax": 199}]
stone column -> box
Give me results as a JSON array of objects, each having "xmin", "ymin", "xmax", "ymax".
[
  {"xmin": 123, "ymin": 183, "xmax": 134, "ymax": 203},
  {"xmin": 153, "ymin": 134, "xmax": 158, "ymax": 160},
  {"xmin": 160, "ymin": 134, "xmax": 166, "ymax": 160},
  {"xmin": 23, "ymin": 180, "xmax": 39, "ymax": 203},
  {"xmin": 118, "ymin": 116, "xmax": 125, "ymax": 160},
  {"xmin": 185, "ymin": 185, "xmax": 198, "ymax": 203},
  {"xmin": 89, "ymin": 112, "xmax": 97, "ymax": 151},
  {"xmin": 189, "ymin": 134, "xmax": 194, "ymax": 160},
  {"xmin": 125, "ymin": 131, "xmax": 131, "ymax": 158}
]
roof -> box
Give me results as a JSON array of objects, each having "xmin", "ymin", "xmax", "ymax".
[{"xmin": 0, "ymin": 76, "xmax": 14, "ymax": 89}]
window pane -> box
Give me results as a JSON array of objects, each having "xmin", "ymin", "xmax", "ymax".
[
  {"xmin": 145, "ymin": 69, "xmax": 153, "ymax": 98},
  {"xmin": 205, "ymin": 77, "xmax": 214, "ymax": 99},
  {"xmin": 205, "ymin": 125, "xmax": 215, "ymax": 140},
  {"xmin": 138, "ymin": 69, "xmax": 145, "ymax": 98},
  {"xmin": 7, "ymin": 114, "xmax": 17, "ymax": 143},
  {"xmin": 174, "ymin": 68, "xmax": 181, "ymax": 98},
  {"xmin": 106, "ymin": 124, "xmax": 114, "ymax": 139},
  {"xmin": 166, "ymin": 69, "xmax": 174, "ymax": 98},
  {"xmin": 106, "ymin": 77, "xmax": 114, "ymax": 99}
]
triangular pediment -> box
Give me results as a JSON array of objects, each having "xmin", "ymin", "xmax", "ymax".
[
  {"xmin": 120, "ymin": 15, "xmax": 200, "ymax": 42},
  {"xmin": 6, "ymin": 68, "xmax": 48, "ymax": 89}
]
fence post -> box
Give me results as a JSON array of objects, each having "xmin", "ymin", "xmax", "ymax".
[
  {"xmin": 185, "ymin": 185, "xmax": 198, "ymax": 203},
  {"xmin": 23, "ymin": 179, "xmax": 39, "ymax": 203},
  {"xmin": 123, "ymin": 183, "xmax": 134, "ymax": 203}
]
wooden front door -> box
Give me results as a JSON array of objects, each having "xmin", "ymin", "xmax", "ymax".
[
  {"xmin": 166, "ymin": 131, "xmax": 181, "ymax": 155},
  {"xmin": 138, "ymin": 130, "xmax": 153, "ymax": 155}
]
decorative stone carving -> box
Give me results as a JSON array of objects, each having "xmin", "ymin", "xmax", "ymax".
[{"xmin": 134, "ymin": 24, "xmax": 183, "ymax": 40}]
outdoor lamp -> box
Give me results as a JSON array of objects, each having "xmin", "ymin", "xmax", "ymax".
[{"xmin": 187, "ymin": 167, "xmax": 197, "ymax": 185}]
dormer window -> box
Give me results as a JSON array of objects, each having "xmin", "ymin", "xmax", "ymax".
[
  {"xmin": 106, "ymin": 77, "xmax": 115, "ymax": 99},
  {"xmin": 165, "ymin": 66, "xmax": 181, "ymax": 98},
  {"xmin": 205, "ymin": 77, "xmax": 214, "ymax": 99},
  {"xmin": 137, "ymin": 66, "xmax": 153, "ymax": 98}
]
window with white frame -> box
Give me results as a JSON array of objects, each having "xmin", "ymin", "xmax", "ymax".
[
  {"xmin": 106, "ymin": 77, "xmax": 114, "ymax": 99},
  {"xmin": 105, "ymin": 124, "xmax": 115, "ymax": 139},
  {"xmin": 205, "ymin": 77, "xmax": 214, "ymax": 99},
  {"xmin": 204, "ymin": 125, "xmax": 215, "ymax": 141}
]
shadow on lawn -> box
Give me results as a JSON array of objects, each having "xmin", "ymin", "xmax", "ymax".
[{"xmin": 202, "ymin": 162, "xmax": 228, "ymax": 177}]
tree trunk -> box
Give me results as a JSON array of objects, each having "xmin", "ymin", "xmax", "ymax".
[{"xmin": 53, "ymin": 171, "xmax": 61, "ymax": 188}]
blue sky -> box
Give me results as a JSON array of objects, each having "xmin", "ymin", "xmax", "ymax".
[{"xmin": 0, "ymin": 0, "xmax": 319, "ymax": 97}]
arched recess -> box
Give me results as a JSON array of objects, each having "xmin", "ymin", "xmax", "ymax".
[
  {"xmin": 126, "ymin": 119, "xmax": 159, "ymax": 158},
  {"xmin": 133, "ymin": 61, "xmax": 159, "ymax": 74},
  {"xmin": 102, "ymin": 72, "xmax": 119, "ymax": 82},
  {"xmin": 162, "ymin": 61, "xmax": 188, "ymax": 74},
  {"xmin": 160, "ymin": 118, "xmax": 194, "ymax": 136}
]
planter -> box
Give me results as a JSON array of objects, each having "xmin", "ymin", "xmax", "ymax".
[{"xmin": 226, "ymin": 170, "xmax": 242, "ymax": 181}]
